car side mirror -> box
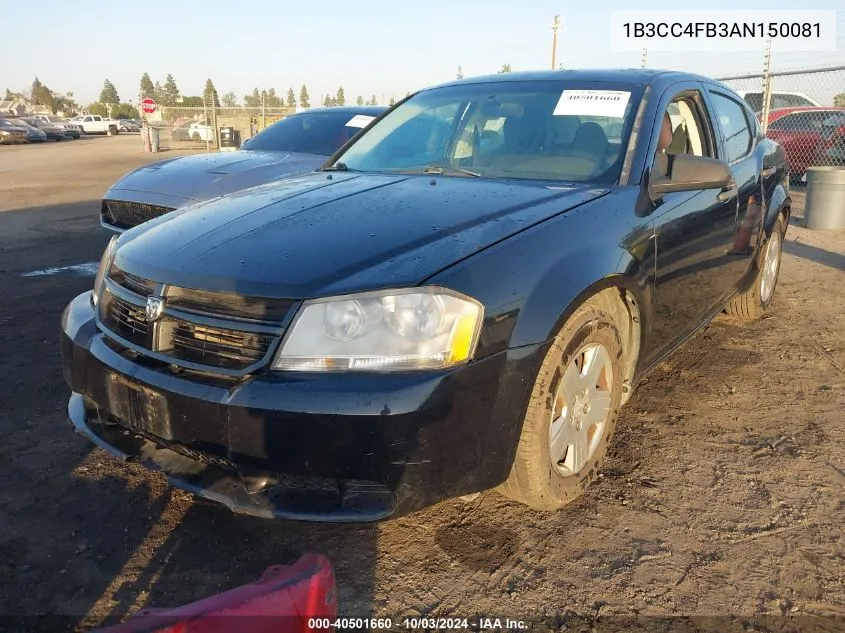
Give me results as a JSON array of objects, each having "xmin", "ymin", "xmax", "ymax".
[{"xmin": 649, "ymin": 154, "xmax": 733, "ymax": 198}]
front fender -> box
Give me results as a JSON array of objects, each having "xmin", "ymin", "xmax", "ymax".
[{"xmin": 427, "ymin": 191, "xmax": 653, "ymax": 356}]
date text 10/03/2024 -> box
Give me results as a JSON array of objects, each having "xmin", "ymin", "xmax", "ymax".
[{"xmin": 307, "ymin": 617, "xmax": 528, "ymax": 630}]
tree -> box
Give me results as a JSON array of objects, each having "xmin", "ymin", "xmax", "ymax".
[
  {"xmin": 265, "ymin": 87, "xmax": 282, "ymax": 108},
  {"xmin": 5, "ymin": 88, "xmax": 13, "ymax": 100},
  {"xmin": 179, "ymin": 96, "xmax": 205, "ymax": 107},
  {"xmin": 221, "ymin": 91, "xmax": 238, "ymax": 107},
  {"xmin": 299, "ymin": 84, "xmax": 310, "ymax": 108},
  {"xmin": 153, "ymin": 81, "xmax": 163, "ymax": 103},
  {"xmin": 286, "ymin": 88, "xmax": 296, "ymax": 108},
  {"xmin": 356, "ymin": 95, "xmax": 364, "ymax": 106},
  {"xmin": 139, "ymin": 73, "xmax": 155, "ymax": 101},
  {"xmin": 88, "ymin": 102, "xmax": 109, "ymax": 117},
  {"xmin": 457, "ymin": 66, "xmax": 464, "ymax": 80},
  {"xmin": 498, "ymin": 63, "xmax": 512, "ymax": 74},
  {"xmin": 99, "ymin": 79, "xmax": 120, "ymax": 106},
  {"xmin": 389, "ymin": 96, "xmax": 395, "ymax": 106},
  {"xmin": 369, "ymin": 94, "xmax": 377, "ymax": 106},
  {"xmin": 335, "ymin": 87, "xmax": 345, "ymax": 106},
  {"xmin": 30, "ymin": 76, "xmax": 55, "ymax": 112},
  {"xmin": 111, "ymin": 103, "xmax": 140, "ymax": 120},
  {"xmin": 203, "ymin": 78, "xmax": 220, "ymax": 107},
  {"xmin": 161, "ymin": 74, "xmax": 180, "ymax": 106},
  {"xmin": 834, "ymin": 93, "xmax": 845, "ymax": 107},
  {"xmin": 244, "ymin": 88, "xmax": 261, "ymax": 107}
]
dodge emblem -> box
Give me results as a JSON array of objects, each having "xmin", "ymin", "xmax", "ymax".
[{"xmin": 145, "ymin": 296, "xmax": 165, "ymax": 322}]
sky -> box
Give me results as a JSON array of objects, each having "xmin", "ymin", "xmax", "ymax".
[{"xmin": 1, "ymin": 0, "xmax": 842, "ymax": 106}]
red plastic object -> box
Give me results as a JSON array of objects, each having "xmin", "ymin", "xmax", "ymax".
[{"xmin": 95, "ymin": 553, "xmax": 336, "ymax": 633}]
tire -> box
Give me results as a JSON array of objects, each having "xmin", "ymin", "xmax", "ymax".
[
  {"xmin": 107, "ymin": 125, "xmax": 118, "ymax": 136},
  {"xmin": 498, "ymin": 298, "xmax": 626, "ymax": 510},
  {"xmin": 724, "ymin": 216, "xmax": 785, "ymax": 322}
]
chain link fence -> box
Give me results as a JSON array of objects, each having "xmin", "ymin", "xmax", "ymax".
[
  {"xmin": 717, "ymin": 64, "xmax": 845, "ymax": 180},
  {"xmin": 148, "ymin": 105, "xmax": 295, "ymax": 150}
]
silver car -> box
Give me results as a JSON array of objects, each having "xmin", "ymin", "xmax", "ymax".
[{"xmin": 101, "ymin": 106, "xmax": 386, "ymax": 232}]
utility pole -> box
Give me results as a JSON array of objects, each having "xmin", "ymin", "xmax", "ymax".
[
  {"xmin": 760, "ymin": 38, "xmax": 773, "ymax": 133},
  {"xmin": 641, "ymin": 48, "xmax": 648, "ymax": 68},
  {"xmin": 551, "ymin": 15, "xmax": 561, "ymax": 69}
]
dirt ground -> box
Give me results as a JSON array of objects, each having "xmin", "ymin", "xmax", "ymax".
[{"xmin": 0, "ymin": 137, "xmax": 843, "ymax": 632}]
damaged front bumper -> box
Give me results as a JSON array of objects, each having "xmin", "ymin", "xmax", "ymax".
[{"xmin": 61, "ymin": 291, "xmax": 543, "ymax": 521}]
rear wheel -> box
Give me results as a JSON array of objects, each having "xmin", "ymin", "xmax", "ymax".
[
  {"xmin": 725, "ymin": 216, "xmax": 785, "ymax": 321},
  {"xmin": 498, "ymin": 299, "xmax": 625, "ymax": 510}
]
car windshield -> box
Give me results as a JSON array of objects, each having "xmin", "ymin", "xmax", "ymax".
[
  {"xmin": 0, "ymin": 119, "xmax": 19, "ymax": 128},
  {"xmin": 241, "ymin": 111, "xmax": 379, "ymax": 155},
  {"xmin": 332, "ymin": 80, "xmax": 643, "ymax": 183}
]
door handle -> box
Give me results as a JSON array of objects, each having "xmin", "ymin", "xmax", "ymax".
[{"xmin": 717, "ymin": 184, "xmax": 738, "ymax": 202}]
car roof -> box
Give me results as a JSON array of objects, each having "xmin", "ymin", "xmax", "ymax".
[
  {"xmin": 768, "ymin": 106, "xmax": 845, "ymax": 122},
  {"xmin": 428, "ymin": 68, "xmax": 720, "ymax": 91}
]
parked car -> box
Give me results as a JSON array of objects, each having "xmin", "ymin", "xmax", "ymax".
[
  {"xmin": 101, "ymin": 106, "xmax": 386, "ymax": 231},
  {"xmin": 169, "ymin": 120, "xmax": 193, "ymax": 141},
  {"xmin": 29, "ymin": 114, "xmax": 82, "ymax": 138},
  {"xmin": 22, "ymin": 117, "xmax": 67, "ymax": 141},
  {"xmin": 808, "ymin": 111, "xmax": 845, "ymax": 169},
  {"xmin": 0, "ymin": 118, "xmax": 30, "ymax": 144},
  {"xmin": 188, "ymin": 121, "xmax": 214, "ymax": 142},
  {"xmin": 70, "ymin": 115, "xmax": 120, "ymax": 135},
  {"xmin": 764, "ymin": 107, "xmax": 845, "ymax": 176},
  {"xmin": 13, "ymin": 119, "xmax": 47, "ymax": 142},
  {"xmin": 118, "ymin": 119, "xmax": 141, "ymax": 132},
  {"xmin": 736, "ymin": 90, "xmax": 820, "ymax": 115},
  {"xmin": 63, "ymin": 69, "xmax": 790, "ymax": 522}
]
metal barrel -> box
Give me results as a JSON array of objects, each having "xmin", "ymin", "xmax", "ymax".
[{"xmin": 804, "ymin": 167, "xmax": 845, "ymax": 230}]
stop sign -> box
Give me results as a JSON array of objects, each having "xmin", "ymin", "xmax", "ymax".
[{"xmin": 141, "ymin": 98, "xmax": 157, "ymax": 114}]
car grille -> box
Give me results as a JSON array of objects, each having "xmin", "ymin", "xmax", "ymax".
[
  {"xmin": 97, "ymin": 268, "xmax": 296, "ymax": 375},
  {"xmin": 102, "ymin": 200, "xmax": 176, "ymax": 230}
]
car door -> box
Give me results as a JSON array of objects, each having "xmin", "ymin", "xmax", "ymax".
[
  {"xmin": 704, "ymin": 88, "xmax": 761, "ymax": 272},
  {"xmin": 644, "ymin": 83, "xmax": 741, "ymax": 363}
]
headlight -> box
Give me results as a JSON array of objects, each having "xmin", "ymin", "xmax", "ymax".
[
  {"xmin": 273, "ymin": 287, "xmax": 484, "ymax": 372},
  {"xmin": 92, "ymin": 236, "xmax": 118, "ymax": 308},
  {"xmin": 0, "ymin": 130, "xmax": 9, "ymax": 137}
]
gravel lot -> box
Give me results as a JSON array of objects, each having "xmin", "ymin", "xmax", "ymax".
[{"xmin": 1, "ymin": 136, "xmax": 843, "ymax": 632}]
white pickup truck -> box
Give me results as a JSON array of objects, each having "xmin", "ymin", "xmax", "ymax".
[{"xmin": 70, "ymin": 115, "xmax": 120, "ymax": 135}]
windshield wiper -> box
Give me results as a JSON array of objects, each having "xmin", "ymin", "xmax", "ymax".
[{"xmin": 422, "ymin": 164, "xmax": 481, "ymax": 177}]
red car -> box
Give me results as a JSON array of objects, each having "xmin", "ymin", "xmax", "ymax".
[{"xmin": 765, "ymin": 106, "xmax": 845, "ymax": 176}]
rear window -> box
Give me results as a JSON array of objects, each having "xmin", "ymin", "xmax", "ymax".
[{"xmin": 241, "ymin": 111, "xmax": 377, "ymax": 155}]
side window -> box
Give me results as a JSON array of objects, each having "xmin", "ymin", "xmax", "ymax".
[
  {"xmin": 84, "ymin": 116, "xmax": 92, "ymax": 122},
  {"xmin": 651, "ymin": 92, "xmax": 712, "ymax": 177},
  {"xmin": 768, "ymin": 114, "xmax": 795, "ymax": 131},
  {"xmin": 709, "ymin": 92, "xmax": 752, "ymax": 163},
  {"xmin": 94, "ymin": 116, "xmax": 102, "ymax": 122}
]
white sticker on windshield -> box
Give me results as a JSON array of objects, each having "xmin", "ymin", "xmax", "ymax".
[
  {"xmin": 553, "ymin": 90, "xmax": 631, "ymax": 118},
  {"xmin": 345, "ymin": 114, "xmax": 376, "ymax": 128}
]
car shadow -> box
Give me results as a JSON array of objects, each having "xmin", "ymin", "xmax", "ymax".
[
  {"xmin": 0, "ymin": 200, "xmax": 380, "ymax": 631},
  {"xmin": 782, "ymin": 239, "xmax": 845, "ymax": 272}
]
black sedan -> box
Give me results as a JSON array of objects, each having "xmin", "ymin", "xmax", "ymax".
[
  {"xmin": 102, "ymin": 106, "xmax": 386, "ymax": 231},
  {"xmin": 61, "ymin": 69, "xmax": 790, "ymax": 521},
  {"xmin": 22, "ymin": 117, "xmax": 67, "ymax": 141}
]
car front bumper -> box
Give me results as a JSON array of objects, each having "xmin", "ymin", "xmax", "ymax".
[{"xmin": 61, "ymin": 291, "xmax": 545, "ymax": 521}]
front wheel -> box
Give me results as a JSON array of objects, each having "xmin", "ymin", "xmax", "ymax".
[
  {"xmin": 725, "ymin": 216, "xmax": 785, "ymax": 321},
  {"xmin": 498, "ymin": 298, "xmax": 625, "ymax": 510}
]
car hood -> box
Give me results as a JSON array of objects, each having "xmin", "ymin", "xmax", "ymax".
[
  {"xmin": 117, "ymin": 172, "xmax": 609, "ymax": 298},
  {"xmin": 107, "ymin": 150, "xmax": 328, "ymax": 204}
]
